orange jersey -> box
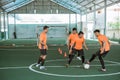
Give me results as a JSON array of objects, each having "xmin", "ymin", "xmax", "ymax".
[
  {"xmin": 73, "ymin": 36, "xmax": 85, "ymax": 50},
  {"xmin": 68, "ymin": 33, "xmax": 78, "ymax": 46},
  {"xmin": 38, "ymin": 32, "xmax": 47, "ymax": 49},
  {"xmin": 97, "ymin": 34, "xmax": 110, "ymax": 51}
]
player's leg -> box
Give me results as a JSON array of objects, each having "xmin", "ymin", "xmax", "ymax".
[
  {"xmin": 67, "ymin": 54, "xmax": 74, "ymax": 66},
  {"xmin": 68, "ymin": 45, "xmax": 72, "ymax": 58},
  {"xmin": 87, "ymin": 50, "xmax": 100, "ymax": 64},
  {"xmin": 66, "ymin": 49, "xmax": 76, "ymax": 68},
  {"xmin": 39, "ymin": 49, "xmax": 47, "ymax": 70},
  {"xmin": 68, "ymin": 46, "xmax": 73, "ymax": 64},
  {"xmin": 77, "ymin": 51, "xmax": 81, "ymax": 60},
  {"xmin": 36, "ymin": 56, "xmax": 42, "ymax": 67},
  {"xmin": 98, "ymin": 54, "xmax": 106, "ymax": 71},
  {"xmin": 80, "ymin": 49, "xmax": 85, "ymax": 64},
  {"xmin": 40, "ymin": 55, "xmax": 47, "ymax": 70},
  {"xmin": 78, "ymin": 49, "xmax": 85, "ymax": 66},
  {"xmin": 98, "ymin": 51, "xmax": 109, "ymax": 72},
  {"xmin": 36, "ymin": 49, "xmax": 44, "ymax": 67}
]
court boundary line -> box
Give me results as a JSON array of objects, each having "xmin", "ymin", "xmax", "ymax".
[
  {"xmin": 0, "ymin": 59, "xmax": 120, "ymax": 77},
  {"xmin": 29, "ymin": 59, "xmax": 120, "ymax": 77},
  {"xmin": 0, "ymin": 63, "xmax": 119, "ymax": 70},
  {"xmin": 0, "ymin": 59, "xmax": 120, "ymax": 70},
  {"xmin": 0, "ymin": 47, "xmax": 103, "ymax": 51},
  {"xmin": 0, "ymin": 66, "xmax": 28, "ymax": 69}
]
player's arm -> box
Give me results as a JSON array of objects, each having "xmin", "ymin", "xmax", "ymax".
[
  {"xmin": 67, "ymin": 35, "xmax": 71, "ymax": 48},
  {"xmin": 83, "ymin": 40, "xmax": 88, "ymax": 50},
  {"xmin": 39, "ymin": 35, "xmax": 46, "ymax": 46},
  {"xmin": 69, "ymin": 40, "xmax": 75, "ymax": 53},
  {"xmin": 46, "ymin": 45, "xmax": 48, "ymax": 50},
  {"xmin": 39, "ymin": 39, "xmax": 45, "ymax": 45},
  {"xmin": 39, "ymin": 38, "xmax": 48, "ymax": 50},
  {"xmin": 100, "ymin": 40, "xmax": 106, "ymax": 54},
  {"xmin": 108, "ymin": 40, "xmax": 111, "ymax": 47},
  {"xmin": 67, "ymin": 39, "xmax": 70, "ymax": 48}
]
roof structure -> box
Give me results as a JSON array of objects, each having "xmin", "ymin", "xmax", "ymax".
[{"xmin": 0, "ymin": 0, "xmax": 120, "ymax": 14}]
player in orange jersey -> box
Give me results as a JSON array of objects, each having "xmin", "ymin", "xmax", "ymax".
[
  {"xmin": 36, "ymin": 26, "xmax": 49, "ymax": 70},
  {"xmin": 87, "ymin": 29, "xmax": 110, "ymax": 72},
  {"xmin": 66, "ymin": 31, "xmax": 88, "ymax": 68},
  {"xmin": 67, "ymin": 28, "xmax": 81, "ymax": 60}
]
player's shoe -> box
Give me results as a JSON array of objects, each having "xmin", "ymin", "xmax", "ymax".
[
  {"xmin": 77, "ymin": 57, "xmax": 81, "ymax": 60},
  {"xmin": 101, "ymin": 68, "xmax": 106, "ymax": 72},
  {"xmin": 36, "ymin": 64, "xmax": 40, "ymax": 67},
  {"xmin": 65, "ymin": 64, "xmax": 69, "ymax": 68},
  {"xmin": 86, "ymin": 61, "xmax": 90, "ymax": 64},
  {"xmin": 40, "ymin": 66, "xmax": 47, "ymax": 70}
]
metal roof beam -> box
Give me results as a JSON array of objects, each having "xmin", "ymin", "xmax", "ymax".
[
  {"xmin": 51, "ymin": 0, "xmax": 80, "ymax": 13},
  {"xmin": 5, "ymin": 0, "xmax": 34, "ymax": 12},
  {"xmin": 81, "ymin": 0, "xmax": 104, "ymax": 8},
  {"xmin": 83, "ymin": 0, "xmax": 120, "ymax": 15},
  {"xmin": 0, "ymin": 0, "xmax": 15, "ymax": 6}
]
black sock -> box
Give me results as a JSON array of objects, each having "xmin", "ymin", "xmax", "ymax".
[
  {"xmin": 37, "ymin": 57, "xmax": 42, "ymax": 64},
  {"xmin": 89, "ymin": 54, "xmax": 96, "ymax": 62},
  {"xmin": 69, "ymin": 54, "xmax": 71, "ymax": 58},
  {"xmin": 81, "ymin": 56, "xmax": 85, "ymax": 64},
  {"xmin": 78, "ymin": 53, "xmax": 80, "ymax": 57},
  {"xmin": 41, "ymin": 59, "xmax": 45, "ymax": 66},
  {"xmin": 69, "ymin": 54, "xmax": 72, "ymax": 59},
  {"xmin": 98, "ymin": 55, "xmax": 105, "ymax": 69},
  {"xmin": 68, "ymin": 55, "xmax": 74, "ymax": 64}
]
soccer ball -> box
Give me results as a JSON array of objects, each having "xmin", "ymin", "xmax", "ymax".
[{"xmin": 84, "ymin": 64, "xmax": 90, "ymax": 69}]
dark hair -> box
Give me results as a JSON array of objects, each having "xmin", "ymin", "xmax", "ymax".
[
  {"xmin": 94, "ymin": 29, "xmax": 100, "ymax": 33},
  {"xmin": 72, "ymin": 28, "xmax": 77, "ymax": 31},
  {"xmin": 78, "ymin": 31, "xmax": 84, "ymax": 35},
  {"xmin": 43, "ymin": 26, "xmax": 49, "ymax": 30}
]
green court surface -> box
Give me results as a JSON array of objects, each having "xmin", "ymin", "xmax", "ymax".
[{"xmin": 0, "ymin": 39, "xmax": 120, "ymax": 80}]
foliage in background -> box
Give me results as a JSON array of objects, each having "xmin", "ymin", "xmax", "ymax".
[{"xmin": 108, "ymin": 17, "xmax": 120, "ymax": 29}]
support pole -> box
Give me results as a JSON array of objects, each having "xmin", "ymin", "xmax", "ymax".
[
  {"xmin": 6, "ymin": 13, "xmax": 9, "ymax": 39},
  {"xmin": 0, "ymin": 12, "xmax": 1, "ymax": 40},
  {"xmin": 75, "ymin": 13, "xmax": 77, "ymax": 28},
  {"xmin": 80, "ymin": 12, "xmax": 82, "ymax": 31},
  {"xmin": 3, "ymin": 11, "xmax": 6, "ymax": 39},
  {"xmin": 93, "ymin": 3, "xmax": 96, "ymax": 39},
  {"xmin": 86, "ymin": 11, "xmax": 88, "ymax": 38},
  {"xmin": 69, "ymin": 13, "xmax": 71, "ymax": 33},
  {"xmin": 104, "ymin": 0, "xmax": 107, "ymax": 35}
]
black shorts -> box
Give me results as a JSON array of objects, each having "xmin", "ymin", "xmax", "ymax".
[
  {"xmin": 72, "ymin": 48, "xmax": 84, "ymax": 56},
  {"xmin": 95, "ymin": 50, "xmax": 109, "ymax": 57},
  {"xmin": 40, "ymin": 49, "xmax": 47, "ymax": 55}
]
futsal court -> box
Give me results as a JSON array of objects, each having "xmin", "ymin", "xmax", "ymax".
[
  {"xmin": 0, "ymin": 39, "xmax": 120, "ymax": 80},
  {"xmin": 0, "ymin": 0, "xmax": 120, "ymax": 80}
]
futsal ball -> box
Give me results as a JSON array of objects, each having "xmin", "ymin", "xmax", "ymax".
[{"xmin": 84, "ymin": 64, "xmax": 90, "ymax": 69}]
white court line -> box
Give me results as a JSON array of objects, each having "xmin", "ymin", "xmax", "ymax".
[
  {"xmin": 0, "ymin": 40, "xmax": 6, "ymax": 42},
  {"xmin": 0, "ymin": 66, "xmax": 28, "ymax": 69},
  {"xmin": 0, "ymin": 63, "xmax": 120, "ymax": 70},
  {"xmin": 0, "ymin": 59, "xmax": 120, "ymax": 70},
  {"xmin": 45, "ymin": 59, "xmax": 120, "ymax": 64},
  {"xmin": 0, "ymin": 47, "xmax": 100, "ymax": 51},
  {"xmin": 46, "ymin": 64, "xmax": 120, "ymax": 68},
  {"xmin": 0, "ymin": 48, "xmax": 73, "ymax": 51},
  {"xmin": 1, "ymin": 63, "xmax": 120, "ymax": 70},
  {"xmin": 29, "ymin": 64, "xmax": 120, "ymax": 78}
]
